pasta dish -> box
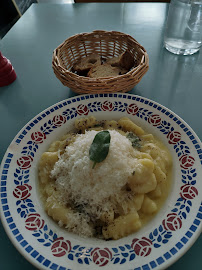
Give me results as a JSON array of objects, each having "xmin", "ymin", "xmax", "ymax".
[{"xmin": 38, "ymin": 116, "xmax": 172, "ymax": 240}]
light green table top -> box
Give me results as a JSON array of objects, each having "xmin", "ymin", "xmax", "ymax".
[{"xmin": 0, "ymin": 3, "xmax": 201, "ymax": 270}]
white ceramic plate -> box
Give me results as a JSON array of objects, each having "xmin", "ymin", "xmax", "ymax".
[{"xmin": 0, "ymin": 93, "xmax": 201, "ymax": 270}]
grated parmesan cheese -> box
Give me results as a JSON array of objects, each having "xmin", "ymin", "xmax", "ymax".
[
  {"xmin": 60, "ymin": 212, "xmax": 94, "ymax": 237},
  {"xmin": 51, "ymin": 130, "xmax": 140, "ymax": 236}
]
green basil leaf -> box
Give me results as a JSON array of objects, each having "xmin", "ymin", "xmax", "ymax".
[
  {"xmin": 89, "ymin": 131, "xmax": 111, "ymax": 168},
  {"xmin": 126, "ymin": 132, "xmax": 141, "ymax": 149}
]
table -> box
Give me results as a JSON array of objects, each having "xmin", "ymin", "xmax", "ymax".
[{"xmin": 0, "ymin": 3, "xmax": 201, "ymax": 270}]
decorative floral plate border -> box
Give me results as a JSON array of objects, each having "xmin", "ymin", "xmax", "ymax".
[{"xmin": 0, "ymin": 93, "xmax": 201, "ymax": 270}]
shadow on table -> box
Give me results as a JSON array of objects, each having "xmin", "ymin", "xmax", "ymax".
[
  {"xmin": 159, "ymin": 49, "xmax": 200, "ymax": 104},
  {"xmin": 144, "ymin": 46, "xmax": 200, "ymax": 109}
]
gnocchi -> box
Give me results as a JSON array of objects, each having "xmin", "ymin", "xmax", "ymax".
[{"xmin": 38, "ymin": 117, "xmax": 172, "ymax": 240}]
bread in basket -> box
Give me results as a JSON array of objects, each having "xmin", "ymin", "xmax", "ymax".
[{"xmin": 52, "ymin": 30, "xmax": 149, "ymax": 94}]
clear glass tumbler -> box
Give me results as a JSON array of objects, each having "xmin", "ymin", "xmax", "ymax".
[{"xmin": 164, "ymin": 0, "xmax": 202, "ymax": 55}]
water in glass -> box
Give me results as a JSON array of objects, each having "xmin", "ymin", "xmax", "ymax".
[{"xmin": 164, "ymin": 0, "xmax": 202, "ymax": 55}]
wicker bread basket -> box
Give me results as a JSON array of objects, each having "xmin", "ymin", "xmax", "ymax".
[{"xmin": 52, "ymin": 30, "xmax": 149, "ymax": 94}]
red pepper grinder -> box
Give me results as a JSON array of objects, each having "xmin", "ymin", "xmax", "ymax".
[{"xmin": 0, "ymin": 51, "xmax": 17, "ymax": 87}]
